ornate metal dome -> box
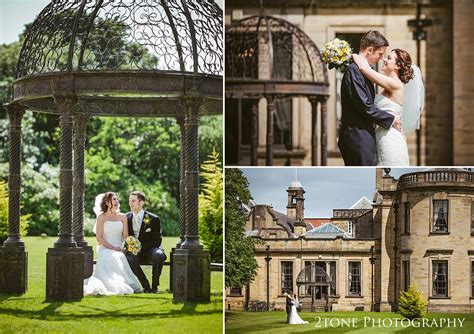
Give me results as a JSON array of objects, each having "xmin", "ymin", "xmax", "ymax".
[
  {"xmin": 296, "ymin": 265, "xmax": 334, "ymax": 287},
  {"xmin": 225, "ymin": 10, "xmax": 329, "ymax": 167},
  {"xmin": 15, "ymin": 0, "xmax": 223, "ymax": 78},
  {"xmin": 11, "ymin": 0, "xmax": 222, "ymax": 117},
  {"xmin": 226, "ymin": 14, "xmax": 328, "ymax": 89}
]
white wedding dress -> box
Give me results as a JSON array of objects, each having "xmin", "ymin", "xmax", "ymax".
[
  {"xmin": 375, "ymin": 94, "xmax": 410, "ymax": 166},
  {"xmin": 288, "ymin": 299, "xmax": 308, "ymax": 325},
  {"xmin": 84, "ymin": 220, "xmax": 140, "ymax": 295}
]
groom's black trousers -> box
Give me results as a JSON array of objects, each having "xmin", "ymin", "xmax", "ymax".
[
  {"xmin": 338, "ymin": 127, "xmax": 377, "ymax": 166},
  {"xmin": 126, "ymin": 247, "xmax": 167, "ymax": 289}
]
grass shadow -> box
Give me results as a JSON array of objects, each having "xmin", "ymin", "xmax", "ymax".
[{"xmin": 0, "ymin": 304, "xmax": 222, "ymax": 322}]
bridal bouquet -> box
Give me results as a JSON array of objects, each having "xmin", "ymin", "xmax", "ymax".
[
  {"xmin": 123, "ymin": 236, "xmax": 141, "ymax": 255},
  {"xmin": 320, "ymin": 38, "xmax": 353, "ymax": 72}
]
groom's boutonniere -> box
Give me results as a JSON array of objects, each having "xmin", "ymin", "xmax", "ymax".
[{"xmin": 143, "ymin": 214, "xmax": 151, "ymax": 226}]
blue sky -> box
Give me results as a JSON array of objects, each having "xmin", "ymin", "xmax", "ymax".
[
  {"xmin": 0, "ymin": 0, "xmax": 224, "ymax": 44},
  {"xmin": 239, "ymin": 168, "xmax": 422, "ymax": 218},
  {"xmin": 0, "ymin": 0, "xmax": 51, "ymax": 44}
]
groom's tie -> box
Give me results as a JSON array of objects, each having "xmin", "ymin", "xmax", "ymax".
[{"xmin": 132, "ymin": 214, "xmax": 139, "ymax": 238}]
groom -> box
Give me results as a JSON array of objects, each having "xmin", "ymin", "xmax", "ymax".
[
  {"xmin": 126, "ymin": 191, "xmax": 167, "ymax": 293},
  {"xmin": 285, "ymin": 292, "xmax": 292, "ymax": 324},
  {"xmin": 338, "ymin": 30, "xmax": 402, "ymax": 166}
]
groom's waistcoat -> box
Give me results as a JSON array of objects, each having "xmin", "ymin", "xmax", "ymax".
[{"xmin": 126, "ymin": 210, "xmax": 163, "ymax": 252}]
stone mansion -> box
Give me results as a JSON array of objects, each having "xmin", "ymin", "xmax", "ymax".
[{"xmin": 226, "ymin": 168, "xmax": 474, "ymax": 312}]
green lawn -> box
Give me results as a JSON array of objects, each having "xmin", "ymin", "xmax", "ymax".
[
  {"xmin": 225, "ymin": 311, "xmax": 474, "ymax": 333},
  {"xmin": 0, "ymin": 236, "xmax": 223, "ymax": 334}
]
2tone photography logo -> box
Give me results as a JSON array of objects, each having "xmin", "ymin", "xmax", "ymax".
[{"xmin": 315, "ymin": 317, "xmax": 466, "ymax": 329}]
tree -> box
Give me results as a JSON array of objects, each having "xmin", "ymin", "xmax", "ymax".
[
  {"xmin": 84, "ymin": 117, "xmax": 181, "ymax": 235},
  {"xmin": 0, "ymin": 162, "xmax": 59, "ymax": 236},
  {"xmin": 0, "ymin": 15, "xmax": 222, "ymax": 238},
  {"xmin": 398, "ymin": 285, "xmax": 427, "ymax": 319},
  {"xmin": 0, "ymin": 180, "xmax": 29, "ymax": 243},
  {"xmin": 225, "ymin": 168, "xmax": 260, "ymax": 288},
  {"xmin": 199, "ymin": 149, "xmax": 223, "ymax": 262}
]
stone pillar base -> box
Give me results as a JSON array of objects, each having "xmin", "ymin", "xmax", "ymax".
[
  {"xmin": 46, "ymin": 247, "xmax": 84, "ymax": 300},
  {"xmin": 170, "ymin": 247, "xmax": 176, "ymax": 292},
  {"xmin": 173, "ymin": 248, "xmax": 210, "ymax": 303},
  {"xmin": 79, "ymin": 245, "xmax": 93, "ymax": 279},
  {"xmin": 379, "ymin": 301, "xmax": 394, "ymax": 312},
  {"xmin": 0, "ymin": 246, "xmax": 28, "ymax": 294}
]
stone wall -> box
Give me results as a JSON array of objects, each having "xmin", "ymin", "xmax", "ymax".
[
  {"xmin": 399, "ymin": 189, "xmax": 474, "ymax": 312},
  {"xmin": 424, "ymin": 2, "xmax": 453, "ymax": 165},
  {"xmin": 237, "ymin": 238, "xmax": 378, "ymax": 311},
  {"xmin": 453, "ymin": 0, "xmax": 474, "ymax": 164}
]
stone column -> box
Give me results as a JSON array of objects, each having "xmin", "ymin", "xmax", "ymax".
[
  {"xmin": 170, "ymin": 115, "xmax": 186, "ymax": 292},
  {"xmin": 46, "ymin": 96, "xmax": 84, "ymax": 301},
  {"xmin": 0, "ymin": 104, "xmax": 28, "ymax": 294},
  {"xmin": 265, "ymin": 95, "xmax": 275, "ymax": 166},
  {"xmin": 320, "ymin": 96, "xmax": 328, "ymax": 166},
  {"xmin": 453, "ymin": 0, "xmax": 474, "ymax": 164},
  {"xmin": 72, "ymin": 113, "xmax": 93, "ymax": 279},
  {"xmin": 309, "ymin": 98, "xmax": 319, "ymax": 166},
  {"xmin": 379, "ymin": 192, "xmax": 396, "ymax": 311},
  {"xmin": 174, "ymin": 98, "xmax": 210, "ymax": 303},
  {"xmin": 250, "ymin": 103, "xmax": 258, "ymax": 166}
]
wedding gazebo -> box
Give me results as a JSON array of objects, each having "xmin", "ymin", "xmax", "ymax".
[
  {"xmin": 296, "ymin": 265, "xmax": 334, "ymax": 312},
  {"xmin": 0, "ymin": 0, "xmax": 222, "ymax": 302},
  {"xmin": 226, "ymin": 10, "xmax": 329, "ymax": 165}
]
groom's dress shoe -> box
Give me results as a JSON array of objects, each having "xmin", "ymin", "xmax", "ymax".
[
  {"xmin": 144, "ymin": 287, "xmax": 152, "ymax": 293},
  {"xmin": 151, "ymin": 287, "xmax": 159, "ymax": 293}
]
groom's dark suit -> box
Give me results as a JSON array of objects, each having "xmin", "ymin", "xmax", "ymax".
[
  {"xmin": 285, "ymin": 294, "xmax": 292, "ymax": 324},
  {"xmin": 125, "ymin": 210, "xmax": 167, "ymax": 291},
  {"xmin": 338, "ymin": 62, "xmax": 395, "ymax": 166}
]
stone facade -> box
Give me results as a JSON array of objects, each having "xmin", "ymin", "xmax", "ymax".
[
  {"xmin": 226, "ymin": 168, "xmax": 474, "ymax": 313},
  {"xmin": 226, "ymin": 0, "xmax": 472, "ymax": 165}
]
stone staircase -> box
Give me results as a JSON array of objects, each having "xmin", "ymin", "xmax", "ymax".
[{"xmin": 299, "ymin": 297, "xmax": 329, "ymax": 312}]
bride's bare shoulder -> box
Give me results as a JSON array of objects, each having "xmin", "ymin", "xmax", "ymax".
[{"xmin": 117, "ymin": 212, "xmax": 128, "ymax": 221}]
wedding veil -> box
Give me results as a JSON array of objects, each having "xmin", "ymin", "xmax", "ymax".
[
  {"xmin": 93, "ymin": 193, "xmax": 105, "ymax": 218},
  {"xmin": 92, "ymin": 193, "xmax": 105, "ymax": 234},
  {"xmin": 402, "ymin": 65, "xmax": 425, "ymax": 135}
]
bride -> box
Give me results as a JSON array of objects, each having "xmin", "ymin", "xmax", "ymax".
[
  {"xmin": 288, "ymin": 293, "xmax": 308, "ymax": 325},
  {"xmin": 352, "ymin": 49, "xmax": 424, "ymax": 166},
  {"xmin": 84, "ymin": 192, "xmax": 141, "ymax": 295}
]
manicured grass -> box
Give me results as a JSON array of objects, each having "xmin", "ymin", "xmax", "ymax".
[
  {"xmin": 225, "ymin": 310, "xmax": 474, "ymax": 333},
  {"xmin": 0, "ymin": 236, "xmax": 223, "ymax": 334}
]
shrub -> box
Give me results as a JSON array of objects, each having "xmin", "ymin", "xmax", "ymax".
[
  {"xmin": 1, "ymin": 162, "xmax": 60, "ymax": 236},
  {"xmin": 199, "ymin": 149, "xmax": 223, "ymax": 262},
  {"xmin": 398, "ymin": 285, "xmax": 427, "ymax": 319},
  {"xmin": 0, "ymin": 180, "xmax": 30, "ymax": 244}
]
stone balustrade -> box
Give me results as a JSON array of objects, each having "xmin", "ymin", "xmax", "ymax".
[{"xmin": 398, "ymin": 170, "xmax": 474, "ymax": 189}]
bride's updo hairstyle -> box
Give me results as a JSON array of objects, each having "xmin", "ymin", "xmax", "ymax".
[
  {"xmin": 393, "ymin": 48, "xmax": 415, "ymax": 84},
  {"xmin": 100, "ymin": 192, "xmax": 116, "ymax": 213}
]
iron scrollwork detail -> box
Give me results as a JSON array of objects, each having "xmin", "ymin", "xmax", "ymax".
[{"xmin": 16, "ymin": 0, "xmax": 223, "ymax": 78}]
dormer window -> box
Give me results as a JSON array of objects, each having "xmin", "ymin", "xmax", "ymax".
[{"xmin": 348, "ymin": 221, "xmax": 354, "ymax": 236}]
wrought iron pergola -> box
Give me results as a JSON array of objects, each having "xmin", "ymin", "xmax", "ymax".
[
  {"xmin": 0, "ymin": 0, "xmax": 222, "ymax": 302},
  {"xmin": 296, "ymin": 265, "xmax": 334, "ymax": 312},
  {"xmin": 225, "ymin": 10, "xmax": 329, "ymax": 165}
]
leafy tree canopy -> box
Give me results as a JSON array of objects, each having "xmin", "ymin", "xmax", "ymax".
[{"xmin": 225, "ymin": 168, "xmax": 260, "ymax": 288}]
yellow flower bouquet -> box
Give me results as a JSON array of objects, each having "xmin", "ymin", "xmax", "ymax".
[
  {"xmin": 320, "ymin": 38, "xmax": 353, "ymax": 72},
  {"xmin": 123, "ymin": 236, "xmax": 141, "ymax": 256}
]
